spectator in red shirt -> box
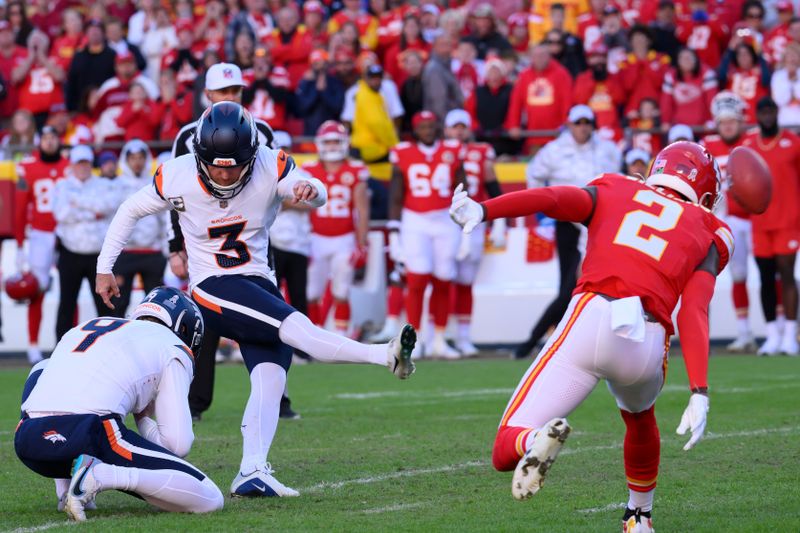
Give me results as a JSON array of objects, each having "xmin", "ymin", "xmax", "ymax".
[
  {"xmin": 224, "ymin": 0, "xmax": 273, "ymax": 61},
  {"xmin": 232, "ymin": 31, "xmax": 256, "ymax": 71},
  {"xmin": 194, "ymin": 0, "xmax": 228, "ymax": 59},
  {"xmin": 619, "ymin": 24, "xmax": 671, "ymax": 119},
  {"xmin": 157, "ymin": 68, "xmax": 193, "ymax": 140},
  {"xmin": 243, "ymin": 44, "xmax": 292, "ymax": 131},
  {"xmin": 328, "ymin": 0, "xmax": 379, "ymax": 50},
  {"xmin": 268, "ymin": 7, "xmax": 314, "ymax": 90},
  {"xmin": 629, "ymin": 97, "xmax": 664, "ymax": 155},
  {"xmin": 106, "ymin": 0, "xmax": 136, "ymax": 24},
  {"xmin": 162, "ymin": 20, "xmax": 203, "ymax": 87},
  {"xmin": 116, "ymin": 81, "xmax": 161, "ymax": 141},
  {"xmin": 303, "ymin": 1, "xmax": 330, "ymax": 50},
  {"xmin": 573, "ymin": 42, "xmax": 625, "ymax": 141},
  {"xmin": 51, "ymin": 9, "xmax": 86, "ymax": 72},
  {"xmin": 6, "ymin": 0, "xmax": 33, "ymax": 48},
  {"xmin": 764, "ymin": 1, "xmax": 795, "ymax": 65},
  {"xmin": 0, "ymin": 20, "xmax": 26, "ymax": 122},
  {"xmin": 718, "ymin": 32, "xmax": 771, "ymax": 123},
  {"xmin": 508, "ymin": 13, "xmax": 530, "ymax": 53},
  {"xmin": 676, "ymin": 0, "xmax": 729, "ymax": 67},
  {"xmin": 28, "ymin": 0, "xmax": 62, "ymax": 41},
  {"xmin": 330, "ymin": 20, "xmax": 363, "ymax": 59},
  {"xmin": 384, "ymin": 13, "xmax": 429, "ymax": 86},
  {"xmin": 453, "ymin": 40, "xmax": 480, "ymax": 103},
  {"xmin": 506, "ymin": 44, "xmax": 574, "ymax": 150},
  {"xmin": 660, "ymin": 47, "xmax": 718, "ymax": 129},
  {"xmin": 12, "ymin": 30, "xmax": 65, "ymax": 128}
]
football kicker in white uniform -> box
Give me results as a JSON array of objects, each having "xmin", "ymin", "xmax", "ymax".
[
  {"xmin": 95, "ymin": 102, "xmax": 417, "ymax": 498},
  {"xmin": 15, "ymin": 287, "xmax": 223, "ymax": 521}
]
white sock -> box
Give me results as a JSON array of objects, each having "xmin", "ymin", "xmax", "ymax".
[
  {"xmin": 782, "ymin": 320, "xmax": 797, "ymax": 341},
  {"xmin": 94, "ymin": 463, "xmax": 223, "ymax": 513},
  {"xmin": 239, "ymin": 362, "xmax": 285, "ymax": 474},
  {"xmin": 457, "ymin": 321, "xmax": 471, "ymax": 343},
  {"xmin": 736, "ymin": 317, "xmax": 750, "ymax": 337},
  {"xmin": 279, "ymin": 312, "xmax": 387, "ymax": 366},
  {"xmin": 628, "ymin": 488, "xmax": 655, "ymax": 512},
  {"xmin": 382, "ymin": 316, "xmax": 399, "ymax": 332},
  {"xmin": 776, "ymin": 315, "xmax": 786, "ymax": 334},
  {"xmin": 55, "ymin": 478, "xmax": 69, "ymax": 500}
]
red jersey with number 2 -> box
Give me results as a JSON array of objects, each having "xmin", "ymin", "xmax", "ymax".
[
  {"xmin": 304, "ymin": 159, "xmax": 368, "ymax": 236},
  {"xmin": 463, "ymin": 142, "xmax": 496, "ymax": 203},
  {"xmin": 390, "ymin": 140, "xmax": 464, "ymax": 213},
  {"xmin": 575, "ymin": 174, "xmax": 733, "ymax": 334}
]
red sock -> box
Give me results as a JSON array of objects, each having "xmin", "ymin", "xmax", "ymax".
[
  {"xmin": 431, "ymin": 277, "xmax": 451, "ymax": 329},
  {"xmin": 334, "ymin": 300, "xmax": 350, "ymax": 331},
  {"xmin": 320, "ymin": 283, "xmax": 334, "ymax": 324},
  {"xmin": 405, "ymin": 273, "xmax": 431, "ymax": 330},
  {"xmin": 28, "ymin": 293, "xmax": 44, "ymax": 345},
  {"xmin": 387, "ymin": 284, "xmax": 404, "ymax": 318},
  {"xmin": 621, "ymin": 406, "xmax": 660, "ymax": 493},
  {"xmin": 492, "ymin": 425, "xmax": 534, "ymax": 471},
  {"xmin": 732, "ymin": 281, "xmax": 749, "ymax": 318},
  {"xmin": 453, "ymin": 283, "xmax": 473, "ymax": 323},
  {"xmin": 307, "ymin": 301, "xmax": 321, "ymax": 325}
]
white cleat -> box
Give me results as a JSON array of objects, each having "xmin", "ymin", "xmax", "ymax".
[
  {"xmin": 454, "ymin": 339, "xmax": 479, "ymax": 357},
  {"xmin": 622, "ymin": 508, "xmax": 655, "ymax": 533},
  {"xmin": 511, "ymin": 418, "xmax": 571, "ymax": 501},
  {"xmin": 65, "ymin": 455, "xmax": 102, "ymax": 522},
  {"xmin": 58, "ymin": 494, "xmax": 96, "ymax": 512},
  {"xmin": 757, "ymin": 336, "xmax": 781, "ymax": 356},
  {"xmin": 230, "ymin": 464, "xmax": 299, "ymax": 497},
  {"xmin": 429, "ymin": 335, "xmax": 461, "ymax": 360},
  {"xmin": 387, "ymin": 324, "xmax": 416, "ymax": 379},
  {"xmin": 779, "ymin": 333, "xmax": 799, "ymax": 356},
  {"xmin": 726, "ymin": 334, "xmax": 756, "ymax": 353},
  {"xmin": 27, "ymin": 346, "xmax": 43, "ymax": 365},
  {"xmin": 368, "ymin": 319, "xmax": 400, "ymax": 343}
]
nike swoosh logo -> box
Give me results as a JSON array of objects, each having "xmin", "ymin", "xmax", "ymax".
[
  {"xmin": 253, "ymin": 483, "xmax": 267, "ymax": 492},
  {"xmin": 72, "ymin": 458, "xmax": 93, "ymax": 497}
]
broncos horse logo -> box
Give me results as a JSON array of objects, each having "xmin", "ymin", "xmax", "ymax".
[{"xmin": 43, "ymin": 430, "xmax": 67, "ymax": 443}]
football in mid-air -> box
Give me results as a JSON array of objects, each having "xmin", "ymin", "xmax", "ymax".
[{"xmin": 728, "ymin": 146, "xmax": 772, "ymax": 215}]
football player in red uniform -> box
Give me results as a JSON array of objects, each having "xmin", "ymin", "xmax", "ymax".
[
  {"xmin": 13, "ymin": 126, "xmax": 69, "ymax": 364},
  {"xmin": 304, "ymin": 121, "xmax": 370, "ymax": 336},
  {"xmin": 451, "ymin": 142, "xmax": 732, "ymax": 533},
  {"xmin": 702, "ymin": 91, "xmax": 755, "ymax": 351},
  {"xmin": 741, "ymin": 96, "xmax": 800, "ymax": 355},
  {"xmin": 389, "ymin": 110, "xmax": 465, "ymax": 358},
  {"xmin": 443, "ymin": 109, "xmax": 504, "ymax": 356}
]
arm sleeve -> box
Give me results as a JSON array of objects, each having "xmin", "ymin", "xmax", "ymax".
[
  {"xmin": 142, "ymin": 357, "xmax": 194, "ymax": 457},
  {"xmin": 97, "ymin": 185, "xmax": 171, "ymax": 274},
  {"xmin": 676, "ymin": 269, "xmax": 717, "ymax": 391},
  {"xmin": 276, "ymin": 165, "xmax": 328, "ymax": 208},
  {"xmin": 482, "ymin": 186, "xmax": 595, "ymax": 223}
]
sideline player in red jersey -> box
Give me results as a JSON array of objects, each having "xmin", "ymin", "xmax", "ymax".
[
  {"xmin": 702, "ymin": 92, "xmax": 755, "ymax": 352},
  {"xmin": 389, "ymin": 110, "xmax": 465, "ymax": 358},
  {"xmin": 304, "ymin": 121, "xmax": 370, "ymax": 335},
  {"xmin": 451, "ymin": 142, "xmax": 733, "ymax": 533},
  {"xmin": 742, "ymin": 96, "xmax": 800, "ymax": 356},
  {"xmin": 443, "ymin": 109, "xmax": 504, "ymax": 356},
  {"xmin": 13, "ymin": 126, "xmax": 69, "ymax": 364}
]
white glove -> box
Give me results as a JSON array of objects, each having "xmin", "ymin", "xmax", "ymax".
[
  {"xmin": 15, "ymin": 248, "xmax": 26, "ymax": 272},
  {"xmin": 489, "ymin": 218, "xmax": 507, "ymax": 248},
  {"xmin": 450, "ymin": 183, "xmax": 484, "ymax": 234},
  {"xmin": 676, "ymin": 393, "xmax": 709, "ymax": 451},
  {"xmin": 456, "ymin": 231, "xmax": 471, "ymax": 261},
  {"xmin": 388, "ymin": 231, "xmax": 404, "ymax": 264}
]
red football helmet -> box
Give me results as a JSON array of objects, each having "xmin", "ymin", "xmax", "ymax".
[
  {"xmin": 4, "ymin": 272, "xmax": 40, "ymax": 302},
  {"xmin": 315, "ymin": 120, "xmax": 349, "ymax": 162},
  {"xmin": 646, "ymin": 141, "xmax": 722, "ymax": 210}
]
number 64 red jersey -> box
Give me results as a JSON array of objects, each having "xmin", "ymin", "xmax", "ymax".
[
  {"xmin": 390, "ymin": 140, "xmax": 465, "ymax": 213},
  {"xmin": 575, "ymin": 174, "xmax": 733, "ymax": 334}
]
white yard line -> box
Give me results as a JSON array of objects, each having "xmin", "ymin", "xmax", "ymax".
[
  {"xmin": 4, "ymin": 521, "xmax": 74, "ymax": 533},
  {"xmin": 578, "ymin": 502, "xmax": 627, "ymax": 514},
  {"xmin": 361, "ymin": 502, "xmax": 427, "ymax": 514},
  {"xmin": 332, "ymin": 388, "xmax": 514, "ymax": 401}
]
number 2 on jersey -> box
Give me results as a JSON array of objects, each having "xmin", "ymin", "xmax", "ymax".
[
  {"xmin": 73, "ymin": 318, "xmax": 128, "ymax": 352},
  {"xmin": 613, "ymin": 190, "xmax": 684, "ymax": 260}
]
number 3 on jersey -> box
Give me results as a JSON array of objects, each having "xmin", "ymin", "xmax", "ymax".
[
  {"xmin": 209, "ymin": 221, "xmax": 251, "ymax": 268},
  {"xmin": 614, "ymin": 190, "xmax": 684, "ymax": 260},
  {"xmin": 408, "ymin": 163, "xmax": 451, "ymax": 198}
]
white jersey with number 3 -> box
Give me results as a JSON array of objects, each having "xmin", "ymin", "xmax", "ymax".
[
  {"xmin": 97, "ymin": 147, "xmax": 326, "ymax": 290},
  {"xmin": 22, "ymin": 319, "xmax": 194, "ymax": 417}
]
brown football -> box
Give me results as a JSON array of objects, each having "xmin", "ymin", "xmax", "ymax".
[{"xmin": 728, "ymin": 146, "xmax": 772, "ymax": 215}]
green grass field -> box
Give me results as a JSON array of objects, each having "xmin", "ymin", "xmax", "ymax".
[{"xmin": 2, "ymin": 353, "xmax": 799, "ymax": 532}]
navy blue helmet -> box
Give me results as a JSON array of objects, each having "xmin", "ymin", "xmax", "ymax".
[
  {"xmin": 193, "ymin": 101, "xmax": 259, "ymax": 199},
  {"xmin": 130, "ymin": 287, "xmax": 204, "ymax": 356}
]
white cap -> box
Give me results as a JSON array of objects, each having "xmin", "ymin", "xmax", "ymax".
[
  {"xmin": 445, "ymin": 109, "xmax": 471, "ymax": 129},
  {"xmin": 625, "ymin": 148, "xmax": 651, "ymax": 166},
  {"xmin": 70, "ymin": 144, "xmax": 94, "ymax": 164},
  {"xmin": 567, "ymin": 104, "xmax": 594, "ymax": 123},
  {"xmin": 273, "ymin": 131, "xmax": 293, "ymax": 150},
  {"xmin": 205, "ymin": 62, "xmax": 246, "ymax": 91},
  {"xmin": 668, "ymin": 124, "xmax": 694, "ymax": 143}
]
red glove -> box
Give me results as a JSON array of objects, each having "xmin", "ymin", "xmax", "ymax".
[{"xmin": 350, "ymin": 245, "xmax": 368, "ymax": 268}]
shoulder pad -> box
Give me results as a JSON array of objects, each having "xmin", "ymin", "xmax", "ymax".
[
  {"xmin": 276, "ymin": 150, "xmax": 297, "ymax": 181},
  {"xmin": 395, "ymin": 141, "xmax": 412, "ymax": 150},
  {"xmin": 152, "ymin": 164, "xmax": 165, "ymax": 200}
]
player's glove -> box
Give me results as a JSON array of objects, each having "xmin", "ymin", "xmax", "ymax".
[
  {"xmin": 489, "ymin": 218, "xmax": 507, "ymax": 248},
  {"xmin": 450, "ymin": 183, "xmax": 484, "ymax": 234},
  {"xmin": 676, "ymin": 393, "xmax": 709, "ymax": 451},
  {"xmin": 388, "ymin": 230, "xmax": 404, "ymax": 264},
  {"xmin": 350, "ymin": 245, "xmax": 368, "ymax": 268}
]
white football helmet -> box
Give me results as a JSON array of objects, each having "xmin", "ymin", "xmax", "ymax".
[
  {"xmin": 315, "ymin": 120, "xmax": 349, "ymax": 162},
  {"xmin": 710, "ymin": 91, "xmax": 746, "ymax": 123}
]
